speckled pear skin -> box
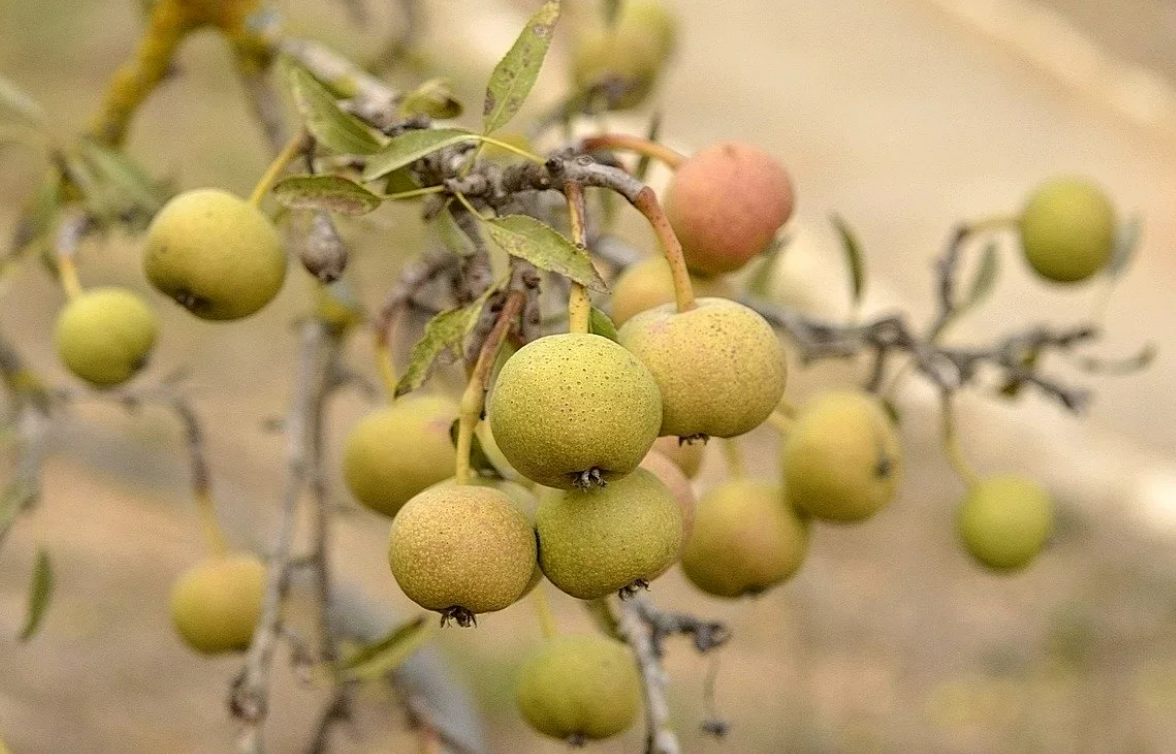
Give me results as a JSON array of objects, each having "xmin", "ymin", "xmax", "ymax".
[
  {"xmin": 169, "ymin": 554, "xmax": 266, "ymax": 654},
  {"xmin": 618, "ymin": 298, "xmax": 786, "ymax": 439},
  {"xmin": 681, "ymin": 479, "xmax": 808, "ymax": 598},
  {"xmin": 488, "ymin": 334, "xmax": 662, "ymax": 489},
  {"xmin": 388, "ymin": 485, "xmax": 536, "ymax": 622},
  {"xmin": 515, "ymin": 634, "xmax": 641, "ymax": 742},
  {"xmin": 651, "ymin": 435, "xmax": 705, "ymax": 478},
  {"xmin": 535, "ymin": 469, "xmax": 682, "ymax": 600}
]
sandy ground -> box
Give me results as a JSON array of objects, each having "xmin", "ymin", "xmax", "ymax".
[{"xmin": 2, "ymin": 1, "xmax": 1176, "ymax": 753}]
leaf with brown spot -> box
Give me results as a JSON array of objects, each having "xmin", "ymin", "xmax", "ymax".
[{"xmin": 482, "ymin": 0, "xmax": 561, "ymax": 134}]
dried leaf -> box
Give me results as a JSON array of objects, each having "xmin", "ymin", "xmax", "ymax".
[
  {"xmin": 830, "ymin": 215, "xmax": 865, "ymax": 306},
  {"xmin": 339, "ymin": 615, "xmax": 435, "ymax": 682},
  {"xmin": 1107, "ymin": 215, "xmax": 1143, "ymax": 279},
  {"xmin": 395, "ymin": 287, "xmax": 497, "ymax": 397},
  {"xmin": 286, "ymin": 65, "xmax": 384, "ymax": 155},
  {"xmin": 1070, "ymin": 342, "xmax": 1157, "ymax": 375},
  {"xmin": 485, "ymin": 215, "xmax": 607, "ymax": 292},
  {"xmin": 362, "ymin": 128, "xmax": 474, "ymax": 181},
  {"xmin": 273, "ymin": 175, "xmax": 382, "ymax": 215},
  {"xmin": 482, "ymin": 0, "xmax": 561, "ymax": 134},
  {"xmin": 19, "ymin": 549, "xmax": 52, "ymax": 642},
  {"xmin": 589, "ymin": 306, "xmax": 619, "ymax": 342}
]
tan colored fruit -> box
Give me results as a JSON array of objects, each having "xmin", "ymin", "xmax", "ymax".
[
  {"xmin": 619, "ymin": 298, "xmax": 786, "ymax": 439},
  {"xmin": 957, "ymin": 475, "xmax": 1053, "ymax": 571},
  {"xmin": 782, "ymin": 391, "xmax": 902, "ymax": 522},
  {"xmin": 170, "ymin": 554, "xmax": 266, "ymax": 654},
  {"xmin": 342, "ymin": 395, "xmax": 459, "ymax": 518},
  {"xmin": 1019, "ymin": 177, "xmax": 1116, "ymax": 283},
  {"xmin": 54, "ymin": 287, "xmax": 157, "ymax": 387},
  {"xmin": 610, "ymin": 256, "xmax": 734, "ymax": 326},
  {"xmin": 665, "ymin": 142, "xmax": 795, "ymax": 276},
  {"xmin": 516, "ymin": 633, "xmax": 641, "ymax": 743},
  {"xmin": 681, "ymin": 479, "xmax": 808, "ymax": 598},
  {"xmin": 144, "ymin": 188, "xmax": 287, "ymax": 320},
  {"xmin": 536, "ymin": 468, "xmax": 681, "ymax": 599},
  {"xmin": 639, "ymin": 450, "xmax": 696, "ymax": 544},
  {"xmin": 388, "ymin": 485, "xmax": 536, "ymax": 625},
  {"xmin": 488, "ymin": 334, "xmax": 661, "ymax": 489},
  {"xmin": 651, "ymin": 435, "xmax": 705, "ymax": 478}
]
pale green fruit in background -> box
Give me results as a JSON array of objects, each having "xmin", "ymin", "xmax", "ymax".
[
  {"xmin": 488, "ymin": 334, "xmax": 661, "ymax": 489},
  {"xmin": 957, "ymin": 475, "xmax": 1053, "ymax": 571},
  {"xmin": 610, "ymin": 256, "xmax": 734, "ymax": 326},
  {"xmin": 681, "ymin": 479, "xmax": 808, "ymax": 598},
  {"xmin": 54, "ymin": 287, "xmax": 157, "ymax": 387},
  {"xmin": 651, "ymin": 435, "xmax": 705, "ymax": 479},
  {"xmin": 342, "ymin": 395, "xmax": 459, "ymax": 518},
  {"xmin": 570, "ymin": 25, "xmax": 661, "ymax": 110},
  {"xmin": 665, "ymin": 142, "xmax": 795, "ymax": 276},
  {"xmin": 619, "ymin": 298, "xmax": 786, "ymax": 439},
  {"xmin": 616, "ymin": 0, "xmax": 677, "ymax": 61},
  {"xmin": 388, "ymin": 485, "xmax": 536, "ymax": 625},
  {"xmin": 639, "ymin": 449, "xmax": 696, "ymax": 546},
  {"xmin": 170, "ymin": 554, "xmax": 266, "ymax": 654},
  {"xmin": 536, "ymin": 469, "xmax": 681, "ymax": 599},
  {"xmin": 516, "ymin": 633, "xmax": 641, "ymax": 743},
  {"xmin": 1019, "ymin": 177, "xmax": 1116, "ymax": 283},
  {"xmin": 783, "ymin": 391, "xmax": 902, "ymax": 522},
  {"xmin": 144, "ymin": 188, "xmax": 287, "ymax": 320}
]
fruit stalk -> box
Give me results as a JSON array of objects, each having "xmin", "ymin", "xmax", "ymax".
[
  {"xmin": 582, "ymin": 134, "xmax": 686, "ymax": 170},
  {"xmin": 455, "ymin": 290, "xmax": 525, "ymax": 485},
  {"xmin": 564, "ymin": 181, "xmax": 592, "ymax": 335},
  {"xmin": 195, "ymin": 488, "xmax": 230, "ymax": 556},
  {"xmin": 720, "ymin": 438, "xmax": 745, "ymax": 478},
  {"xmin": 939, "ymin": 392, "xmax": 979, "ymax": 488},
  {"xmin": 531, "ymin": 586, "xmax": 558, "ymax": 639},
  {"xmin": 632, "ymin": 187, "xmax": 695, "ymax": 312},
  {"xmin": 248, "ymin": 129, "xmax": 309, "ymax": 207}
]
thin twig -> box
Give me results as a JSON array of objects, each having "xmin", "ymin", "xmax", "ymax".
[{"xmin": 615, "ymin": 598, "xmax": 681, "ymax": 754}]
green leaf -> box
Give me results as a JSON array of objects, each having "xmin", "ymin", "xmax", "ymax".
[
  {"xmin": 286, "ymin": 65, "xmax": 384, "ymax": 156},
  {"xmin": 744, "ymin": 236, "xmax": 787, "ymax": 298},
  {"xmin": 363, "ymin": 128, "xmax": 475, "ymax": 181},
  {"xmin": 482, "ymin": 0, "xmax": 562, "ymax": 134},
  {"xmin": 9, "ymin": 172, "xmax": 62, "ymax": 255},
  {"xmin": 273, "ymin": 175, "xmax": 382, "ymax": 215},
  {"xmin": 395, "ymin": 287, "xmax": 497, "ymax": 397},
  {"xmin": 589, "ymin": 306, "xmax": 619, "ymax": 342},
  {"xmin": 0, "ymin": 74, "xmax": 46, "ymax": 129},
  {"xmin": 400, "ymin": 78, "xmax": 463, "ymax": 120},
  {"xmin": 485, "ymin": 215, "xmax": 607, "ymax": 292},
  {"xmin": 1107, "ymin": 215, "xmax": 1142, "ymax": 279},
  {"xmin": 19, "ymin": 548, "xmax": 52, "ymax": 642},
  {"xmin": 434, "ymin": 206, "xmax": 476, "ymax": 257},
  {"xmin": 76, "ymin": 138, "xmax": 167, "ymax": 214},
  {"xmin": 339, "ymin": 615, "xmax": 435, "ymax": 682},
  {"xmin": 959, "ymin": 241, "xmax": 999, "ymax": 313},
  {"xmin": 0, "ymin": 478, "xmax": 38, "ymax": 543},
  {"xmin": 830, "ymin": 215, "xmax": 865, "ymax": 306}
]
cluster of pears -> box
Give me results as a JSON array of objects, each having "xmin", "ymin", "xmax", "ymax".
[
  {"xmin": 570, "ymin": 0, "xmax": 677, "ymax": 110},
  {"xmin": 1018, "ymin": 176, "xmax": 1117, "ymax": 284},
  {"xmin": 52, "ymin": 187, "xmax": 287, "ymax": 388}
]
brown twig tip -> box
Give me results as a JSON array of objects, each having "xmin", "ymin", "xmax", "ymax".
[
  {"xmin": 618, "ymin": 579, "xmax": 650, "ymax": 600},
  {"xmin": 678, "ymin": 433, "xmax": 708, "ymax": 446},
  {"xmin": 570, "ymin": 467, "xmax": 607, "ymax": 490},
  {"xmin": 439, "ymin": 606, "xmax": 478, "ymax": 628}
]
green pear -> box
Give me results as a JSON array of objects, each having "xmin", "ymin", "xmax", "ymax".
[
  {"xmin": 170, "ymin": 554, "xmax": 266, "ymax": 654},
  {"xmin": 957, "ymin": 475, "xmax": 1053, "ymax": 571},
  {"xmin": 55, "ymin": 287, "xmax": 157, "ymax": 387},
  {"xmin": 610, "ymin": 256, "xmax": 733, "ymax": 326},
  {"xmin": 1019, "ymin": 177, "xmax": 1116, "ymax": 283}
]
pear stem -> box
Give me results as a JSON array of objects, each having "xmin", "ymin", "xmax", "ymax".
[
  {"xmin": 720, "ymin": 438, "xmax": 746, "ymax": 479},
  {"xmin": 195, "ymin": 488, "xmax": 230, "ymax": 556},
  {"xmin": 455, "ymin": 290, "xmax": 525, "ymax": 485},
  {"xmin": 633, "ymin": 187, "xmax": 696, "ymax": 313},
  {"xmin": 531, "ymin": 585, "xmax": 558, "ymax": 639},
  {"xmin": 373, "ymin": 309, "xmax": 401, "ymax": 403},
  {"xmin": 581, "ymin": 134, "xmax": 686, "ymax": 170},
  {"xmin": 766, "ymin": 410, "xmax": 794, "ymax": 435},
  {"xmin": 476, "ymin": 134, "xmax": 546, "ymax": 164},
  {"xmin": 56, "ymin": 255, "xmax": 83, "ymax": 301},
  {"xmin": 940, "ymin": 391, "xmax": 980, "ymax": 489},
  {"xmin": 248, "ymin": 129, "xmax": 307, "ymax": 208},
  {"xmin": 564, "ymin": 181, "xmax": 593, "ymax": 335}
]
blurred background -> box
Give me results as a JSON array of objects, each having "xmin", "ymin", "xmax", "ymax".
[{"xmin": 1, "ymin": 0, "xmax": 1175, "ymax": 752}]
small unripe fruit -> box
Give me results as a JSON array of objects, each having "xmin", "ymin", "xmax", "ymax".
[
  {"xmin": 957, "ymin": 475, "xmax": 1053, "ymax": 571},
  {"xmin": 639, "ymin": 450, "xmax": 696, "ymax": 544},
  {"xmin": 616, "ymin": 0, "xmax": 677, "ymax": 61},
  {"xmin": 342, "ymin": 395, "xmax": 459, "ymax": 518},
  {"xmin": 144, "ymin": 188, "xmax": 287, "ymax": 320},
  {"xmin": 1019, "ymin": 177, "xmax": 1116, "ymax": 284},
  {"xmin": 516, "ymin": 633, "xmax": 641, "ymax": 743},
  {"xmin": 619, "ymin": 298, "xmax": 786, "ymax": 439},
  {"xmin": 665, "ymin": 142, "xmax": 795, "ymax": 276},
  {"xmin": 54, "ymin": 287, "xmax": 157, "ymax": 387},
  {"xmin": 782, "ymin": 391, "xmax": 902, "ymax": 522},
  {"xmin": 681, "ymin": 479, "xmax": 808, "ymax": 598},
  {"xmin": 570, "ymin": 26, "xmax": 660, "ymax": 111},
  {"xmin": 170, "ymin": 554, "xmax": 266, "ymax": 654},
  {"xmin": 389, "ymin": 485, "xmax": 536, "ymax": 625},
  {"xmin": 489, "ymin": 334, "xmax": 661, "ymax": 489},
  {"xmin": 610, "ymin": 256, "xmax": 733, "ymax": 326},
  {"xmin": 536, "ymin": 469, "xmax": 681, "ymax": 599},
  {"xmin": 651, "ymin": 435, "xmax": 705, "ymax": 479}
]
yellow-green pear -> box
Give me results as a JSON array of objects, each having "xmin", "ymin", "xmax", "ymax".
[
  {"xmin": 170, "ymin": 554, "xmax": 266, "ymax": 654},
  {"xmin": 610, "ymin": 256, "xmax": 733, "ymax": 326},
  {"xmin": 619, "ymin": 298, "xmax": 786, "ymax": 439},
  {"xmin": 639, "ymin": 449, "xmax": 696, "ymax": 544},
  {"xmin": 55, "ymin": 287, "xmax": 157, "ymax": 387},
  {"xmin": 342, "ymin": 395, "xmax": 459, "ymax": 518},
  {"xmin": 489, "ymin": 334, "xmax": 661, "ymax": 489},
  {"xmin": 389, "ymin": 484, "xmax": 536, "ymax": 626},
  {"xmin": 144, "ymin": 188, "xmax": 287, "ymax": 320},
  {"xmin": 516, "ymin": 633, "xmax": 641, "ymax": 743},
  {"xmin": 651, "ymin": 435, "xmax": 705, "ymax": 478},
  {"xmin": 782, "ymin": 391, "xmax": 902, "ymax": 522},
  {"xmin": 957, "ymin": 475, "xmax": 1053, "ymax": 571},
  {"xmin": 1019, "ymin": 177, "xmax": 1116, "ymax": 284},
  {"xmin": 681, "ymin": 479, "xmax": 808, "ymax": 598}
]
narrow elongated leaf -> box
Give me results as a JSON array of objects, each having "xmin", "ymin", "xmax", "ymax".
[
  {"xmin": 485, "ymin": 215, "xmax": 607, "ymax": 291},
  {"xmin": 19, "ymin": 549, "xmax": 52, "ymax": 642},
  {"xmin": 0, "ymin": 75, "xmax": 46, "ymax": 129},
  {"xmin": 9, "ymin": 172, "xmax": 62, "ymax": 255},
  {"xmin": 1107, "ymin": 215, "xmax": 1142, "ymax": 279},
  {"xmin": 745, "ymin": 236, "xmax": 787, "ymax": 298},
  {"xmin": 830, "ymin": 215, "xmax": 865, "ymax": 306},
  {"xmin": 0, "ymin": 478, "xmax": 39, "ymax": 536},
  {"xmin": 287, "ymin": 65, "xmax": 384, "ymax": 155},
  {"xmin": 273, "ymin": 175, "xmax": 382, "ymax": 215},
  {"xmin": 76, "ymin": 138, "xmax": 167, "ymax": 213},
  {"xmin": 395, "ymin": 287, "xmax": 497, "ymax": 397},
  {"xmin": 339, "ymin": 615, "xmax": 435, "ymax": 682},
  {"xmin": 482, "ymin": 0, "xmax": 561, "ymax": 134},
  {"xmin": 634, "ymin": 110, "xmax": 663, "ymax": 182},
  {"xmin": 434, "ymin": 206, "xmax": 476, "ymax": 257},
  {"xmin": 589, "ymin": 306, "xmax": 619, "ymax": 342},
  {"xmin": 363, "ymin": 128, "xmax": 474, "ymax": 181},
  {"xmin": 959, "ymin": 241, "xmax": 999, "ymax": 313}
]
